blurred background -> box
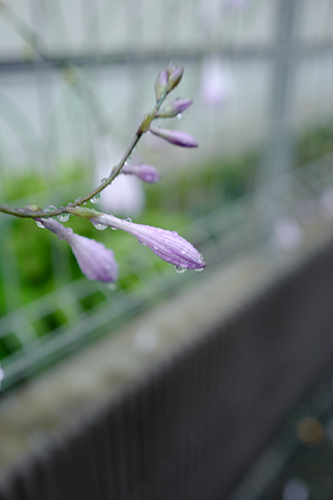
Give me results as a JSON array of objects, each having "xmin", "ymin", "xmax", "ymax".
[{"xmin": 1, "ymin": 0, "xmax": 333, "ymax": 498}]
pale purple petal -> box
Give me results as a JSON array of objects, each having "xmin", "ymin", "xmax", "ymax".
[
  {"xmin": 94, "ymin": 214, "xmax": 206, "ymax": 270},
  {"xmin": 168, "ymin": 67, "xmax": 184, "ymax": 91},
  {"xmin": 149, "ymin": 127, "xmax": 198, "ymax": 148},
  {"xmin": 122, "ymin": 164, "xmax": 161, "ymax": 183},
  {"xmin": 155, "ymin": 70, "xmax": 169, "ymax": 100},
  {"xmin": 38, "ymin": 218, "xmax": 118, "ymax": 282},
  {"xmin": 166, "ymin": 61, "xmax": 176, "ymax": 76},
  {"xmin": 157, "ymin": 99, "xmax": 193, "ymax": 118},
  {"xmin": 68, "ymin": 234, "xmax": 118, "ymax": 282}
]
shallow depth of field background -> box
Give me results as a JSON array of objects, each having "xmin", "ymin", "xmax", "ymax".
[
  {"xmin": 1, "ymin": 3, "xmax": 333, "ymax": 496},
  {"xmin": 1, "ymin": 0, "xmax": 333, "ymax": 388}
]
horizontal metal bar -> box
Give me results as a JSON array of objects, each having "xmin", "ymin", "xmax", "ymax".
[{"xmin": 0, "ymin": 42, "xmax": 333, "ymax": 73}]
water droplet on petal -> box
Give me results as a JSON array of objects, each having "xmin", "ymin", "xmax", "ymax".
[
  {"xmin": 91, "ymin": 193, "xmax": 101, "ymax": 204},
  {"xmin": 177, "ymin": 113, "xmax": 183, "ymax": 120},
  {"xmin": 36, "ymin": 221, "xmax": 44, "ymax": 229},
  {"xmin": 101, "ymin": 178, "xmax": 108, "ymax": 183},
  {"xmin": 111, "ymin": 226, "xmax": 117, "ymax": 231},
  {"xmin": 139, "ymin": 240, "xmax": 146, "ymax": 246},
  {"xmin": 175, "ymin": 266, "xmax": 187, "ymax": 274},
  {"xmin": 58, "ymin": 213, "xmax": 70, "ymax": 222},
  {"xmin": 195, "ymin": 267, "xmax": 204, "ymax": 272},
  {"xmin": 106, "ymin": 282, "xmax": 117, "ymax": 291},
  {"xmin": 122, "ymin": 217, "xmax": 132, "ymax": 223},
  {"xmin": 93, "ymin": 222, "xmax": 107, "ymax": 231}
]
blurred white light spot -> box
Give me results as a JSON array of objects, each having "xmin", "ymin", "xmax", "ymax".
[
  {"xmin": 199, "ymin": 56, "xmax": 234, "ymax": 107},
  {"xmin": 273, "ymin": 219, "xmax": 303, "ymax": 250},
  {"xmin": 94, "ymin": 134, "xmax": 145, "ymax": 216},
  {"xmin": 282, "ymin": 478, "xmax": 310, "ymax": 500},
  {"xmin": 134, "ymin": 327, "xmax": 160, "ymax": 353}
]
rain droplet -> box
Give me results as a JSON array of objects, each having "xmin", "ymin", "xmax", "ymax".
[
  {"xmin": 122, "ymin": 217, "xmax": 132, "ymax": 223},
  {"xmin": 195, "ymin": 267, "xmax": 204, "ymax": 272},
  {"xmin": 45, "ymin": 205, "xmax": 57, "ymax": 212},
  {"xmin": 106, "ymin": 282, "xmax": 117, "ymax": 291},
  {"xmin": 36, "ymin": 221, "xmax": 44, "ymax": 229},
  {"xmin": 139, "ymin": 240, "xmax": 146, "ymax": 246},
  {"xmin": 175, "ymin": 266, "xmax": 187, "ymax": 274},
  {"xmin": 58, "ymin": 213, "xmax": 70, "ymax": 222},
  {"xmin": 93, "ymin": 222, "xmax": 107, "ymax": 231},
  {"xmin": 75, "ymin": 197, "xmax": 82, "ymax": 203},
  {"xmin": 177, "ymin": 113, "xmax": 183, "ymax": 120},
  {"xmin": 91, "ymin": 193, "xmax": 101, "ymax": 204},
  {"xmin": 111, "ymin": 226, "xmax": 117, "ymax": 231},
  {"xmin": 101, "ymin": 178, "xmax": 108, "ymax": 183}
]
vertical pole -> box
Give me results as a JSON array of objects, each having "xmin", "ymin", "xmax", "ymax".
[{"xmin": 261, "ymin": 0, "xmax": 299, "ymax": 222}]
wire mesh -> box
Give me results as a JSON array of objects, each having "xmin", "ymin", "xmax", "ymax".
[{"xmin": 0, "ymin": 0, "xmax": 333, "ymax": 390}]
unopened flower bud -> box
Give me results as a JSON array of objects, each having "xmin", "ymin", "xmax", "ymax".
[
  {"xmin": 38, "ymin": 218, "xmax": 118, "ymax": 283},
  {"xmin": 157, "ymin": 99, "xmax": 193, "ymax": 118},
  {"xmin": 92, "ymin": 214, "xmax": 206, "ymax": 270},
  {"xmin": 167, "ymin": 67, "xmax": 184, "ymax": 92},
  {"xmin": 122, "ymin": 164, "xmax": 161, "ymax": 183},
  {"xmin": 166, "ymin": 61, "xmax": 176, "ymax": 76},
  {"xmin": 155, "ymin": 70, "xmax": 169, "ymax": 101},
  {"xmin": 149, "ymin": 127, "xmax": 198, "ymax": 148}
]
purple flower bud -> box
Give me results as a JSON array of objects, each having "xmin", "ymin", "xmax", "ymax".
[
  {"xmin": 92, "ymin": 214, "xmax": 206, "ymax": 270},
  {"xmin": 122, "ymin": 164, "xmax": 161, "ymax": 183},
  {"xmin": 168, "ymin": 67, "xmax": 184, "ymax": 91},
  {"xmin": 166, "ymin": 61, "xmax": 176, "ymax": 76},
  {"xmin": 155, "ymin": 70, "xmax": 169, "ymax": 101},
  {"xmin": 38, "ymin": 218, "xmax": 118, "ymax": 283},
  {"xmin": 149, "ymin": 127, "xmax": 198, "ymax": 148},
  {"xmin": 157, "ymin": 99, "xmax": 193, "ymax": 118}
]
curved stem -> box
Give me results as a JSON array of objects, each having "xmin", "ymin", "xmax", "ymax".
[{"xmin": 0, "ymin": 92, "xmax": 168, "ymax": 220}]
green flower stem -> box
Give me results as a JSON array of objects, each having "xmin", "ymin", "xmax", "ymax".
[{"xmin": 0, "ymin": 92, "xmax": 168, "ymax": 220}]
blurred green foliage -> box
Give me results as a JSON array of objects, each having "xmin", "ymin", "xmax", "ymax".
[{"xmin": 1, "ymin": 121, "xmax": 333, "ymax": 361}]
